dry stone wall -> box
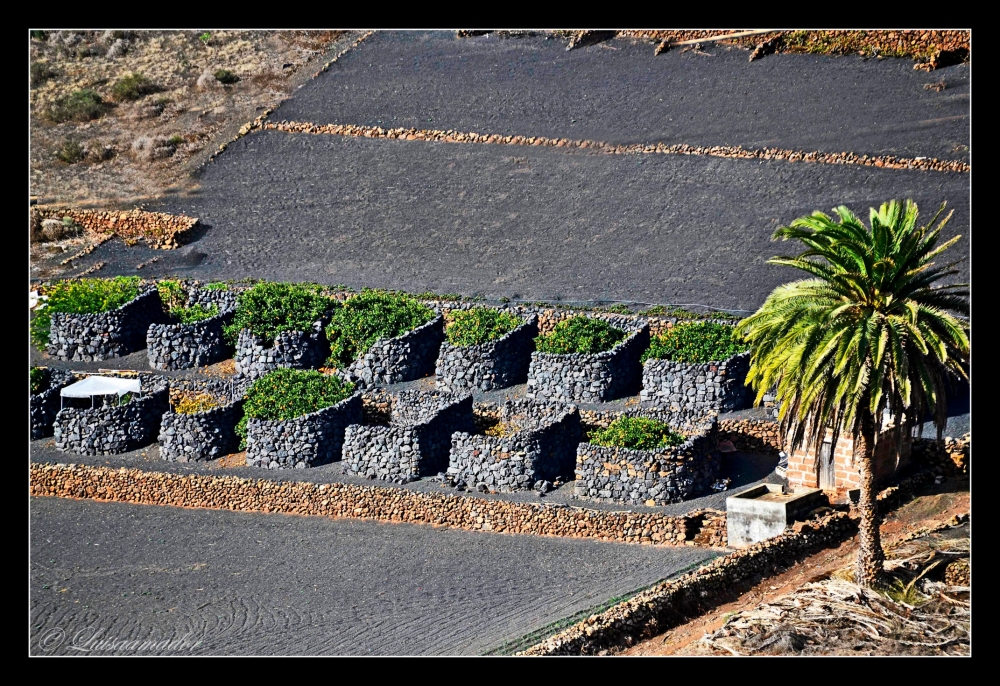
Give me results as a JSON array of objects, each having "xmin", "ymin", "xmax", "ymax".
[
  {"xmin": 147, "ymin": 308, "xmax": 235, "ymax": 370},
  {"xmin": 29, "ymin": 463, "xmax": 726, "ymax": 547},
  {"xmin": 159, "ymin": 380, "xmax": 244, "ymax": 463},
  {"xmin": 435, "ymin": 314, "xmax": 538, "ymax": 392},
  {"xmin": 448, "ymin": 399, "xmax": 581, "ymax": 493},
  {"xmin": 342, "ymin": 391, "xmax": 475, "ymax": 483},
  {"xmin": 576, "ymin": 417, "xmax": 720, "ymax": 506},
  {"xmin": 347, "ymin": 315, "xmax": 445, "ymax": 387},
  {"xmin": 526, "ymin": 317, "xmax": 650, "ymax": 403},
  {"xmin": 640, "ymin": 352, "xmax": 751, "ymax": 418},
  {"xmin": 29, "ymin": 369, "xmax": 77, "ymax": 439},
  {"xmin": 234, "ymin": 324, "xmax": 328, "ymax": 380},
  {"xmin": 46, "ymin": 287, "xmax": 167, "ymax": 361},
  {"xmin": 53, "ymin": 383, "xmax": 169, "ymax": 455},
  {"xmin": 245, "ymin": 393, "xmax": 363, "ymax": 469}
]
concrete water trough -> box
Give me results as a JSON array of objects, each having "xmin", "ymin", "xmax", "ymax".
[{"xmin": 726, "ymin": 483, "xmax": 826, "ymax": 548}]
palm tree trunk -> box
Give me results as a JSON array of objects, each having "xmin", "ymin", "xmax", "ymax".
[{"xmin": 854, "ymin": 422, "xmax": 885, "ymax": 587}]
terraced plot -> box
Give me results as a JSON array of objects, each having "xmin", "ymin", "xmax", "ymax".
[{"xmin": 30, "ymin": 497, "xmax": 715, "ymax": 655}]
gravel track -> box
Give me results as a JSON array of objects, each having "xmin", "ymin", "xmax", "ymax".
[
  {"xmin": 30, "ymin": 497, "xmax": 715, "ymax": 655},
  {"xmin": 274, "ymin": 31, "xmax": 970, "ymax": 162}
]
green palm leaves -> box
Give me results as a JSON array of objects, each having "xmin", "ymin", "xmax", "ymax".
[{"xmin": 738, "ymin": 199, "xmax": 968, "ymax": 448}]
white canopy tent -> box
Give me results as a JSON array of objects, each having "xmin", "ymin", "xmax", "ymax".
[{"xmin": 60, "ymin": 376, "xmax": 142, "ymax": 409}]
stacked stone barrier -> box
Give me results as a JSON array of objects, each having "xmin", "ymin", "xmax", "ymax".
[
  {"xmin": 159, "ymin": 381, "xmax": 243, "ymax": 462},
  {"xmin": 718, "ymin": 417, "xmax": 783, "ymax": 454},
  {"xmin": 46, "ymin": 287, "xmax": 168, "ymax": 361},
  {"xmin": 526, "ymin": 317, "xmax": 650, "ymax": 403},
  {"xmin": 518, "ymin": 510, "xmax": 860, "ymax": 655},
  {"xmin": 640, "ymin": 352, "xmax": 751, "ymax": 418},
  {"xmin": 29, "ymin": 463, "xmax": 727, "ymax": 547},
  {"xmin": 342, "ymin": 391, "xmax": 475, "ymax": 483},
  {"xmin": 347, "ymin": 315, "xmax": 445, "ymax": 387},
  {"xmin": 52, "ymin": 382, "xmax": 169, "ymax": 455},
  {"xmin": 234, "ymin": 322, "xmax": 329, "ymax": 380},
  {"xmin": 575, "ymin": 416, "xmax": 720, "ymax": 506},
  {"xmin": 29, "ymin": 369, "xmax": 77, "ymax": 439},
  {"xmin": 448, "ymin": 399, "xmax": 581, "ymax": 493},
  {"xmin": 245, "ymin": 393, "xmax": 363, "ymax": 469},
  {"xmin": 435, "ymin": 314, "xmax": 538, "ymax": 392},
  {"xmin": 147, "ymin": 308, "xmax": 236, "ymax": 370}
]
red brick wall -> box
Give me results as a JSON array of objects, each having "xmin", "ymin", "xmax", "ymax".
[{"xmin": 786, "ymin": 426, "xmax": 911, "ymax": 491}]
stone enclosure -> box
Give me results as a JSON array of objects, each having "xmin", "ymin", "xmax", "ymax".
[
  {"xmin": 575, "ymin": 414, "xmax": 721, "ymax": 506},
  {"xmin": 526, "ymin": 317, "xmax": 650, "ymax": 403},
  {"xmin": 348, "ymin": 314, "xmax": 445, "ymax": 387},
  {"xmin": 158, "ymin": 380, "xmax": 244, "ymax": 462},
  {"xmin": 53, "ymin": 381, "xmax": 170, "ymax": 455},
  {"xmin": 29, "ymin": 369, "xmax": 76, "ymax": 439},
  {"xmin": 640, "ymin": 352, "xmax": 751, "ymax": 419},
  {"xmin": 435, "ymin": 313, "xmax": 539, "ymax": 393},
  {"xmin": 245, "ymin": 392, "xmax": 363, "ymax": 469},
  {"xmin": 234, "ymin": 323, "xmax": 329, "ymax": 380},
  {"xmin": 342, "ymin": 390, "xmax": 474, "ymax": 483},
  {"xmin": 147, "ymin": 286, "xmax": 240, "ymax": 370},
  {"xmin": 46, "ymin": 287, "xmax": 167, "ymax": 361},
  {"xmin": 448, "ymin": 399, "xmax": 582, "ymax": 493}
]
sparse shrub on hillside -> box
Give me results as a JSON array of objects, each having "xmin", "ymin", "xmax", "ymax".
[{"xmin": 46, "ymin": 89, "xmax": 110, "ymax": 123}]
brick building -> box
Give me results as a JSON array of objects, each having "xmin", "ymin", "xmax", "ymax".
[{"xmin": 785, "ymin": 424, "xmax": 912, "ymax": 491}]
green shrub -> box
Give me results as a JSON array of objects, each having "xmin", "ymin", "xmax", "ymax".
[
  {"xmin": 31, "ymin": 30, "xmax": 48, "ymax": 41},
  {"xmin": 156, "ymin": 279, "xmax": 187, "ymax": 312},
  {"xmin": 446, "ymin": 308, "xmax": 522, "ymax": 347},
  {"xmin": 30, "ymin": 61, "xmax": 57, "ymax": 88},
  {"xmin": 236, "ymin": 368, "xmax": 355, "ymax": 448},
  {"xmin": 167, "ymin": 134, "xmax": 185, "ymax": 146},
  {"xmin": 173, "ymin": 304, "xmax": 220, "ymax": 324},
  {"xmin": 588, "ymin": 416, "xmax": 685, "ymax": 450},
  {"xmin": 46, "ymin": 89, "xmax": 110, "ymax": 123},
  {"xmin": 599, "ymin": 304, "xmax": 632, "ymax": 315},
  {"xmin": 213, "ymin": 69, "xmax": 239, "ymax": 85},
  {"xmin": 56, "ymin": 140, "xmax": 85, "ymax": 164},
  {"xmin": 223, "ymin": 282, "xmax": 332, "ymax": 346},
  {"xmin": 202, "ymin": 282, "xmax": 229, "ymax": 291},
  {"xmin": 111, "ymin": 72, "xmax": 156, "ymax": 101},
  {"xmin": 325, "ymin": 289, "xmax": 435, "ymax": 366},
  {"xmin": 535, "ymin": 316, "xmax": 625, "ymax": 355},
  {"xmin": 30, "ymin": 367, "xmax": 49, "ymax": 395},
  {"xmin": 641, "ymin": 322, "xmax": 748, "ymax": 364},
  {"xmin": 30, "ymin": 277, "xmax": 142, "ymax": 350}
]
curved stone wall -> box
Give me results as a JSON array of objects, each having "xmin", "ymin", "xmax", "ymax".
[
  {"xmin": 435, "ymin": 314, "xmax": 538, "ymax": 392},
  {"xmin": 640, "ymin": 352, "xmax": 751, "ymax": 418},
  {"xmin": 347, "ymin": 315, "xmax": 445, "ymax": 387},
  {"xmin": 53, "ymin": 384, "xmax": 169, "ymax": 455},
  {"xmin": 46, "ymin": 287, "xmax": 167, "ymax": 361},
  {"xmin": 245, "ymin": 392, "xmax": 363, "ymax": 469}
]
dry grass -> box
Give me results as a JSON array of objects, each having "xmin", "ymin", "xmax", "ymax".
[
  {"xmin": 30, "ymin": 30, "xmax": 348, "ymax": 208},
  {"xmin": 698, "ymin": 522, "xmax": 970, "ymax": 656}
]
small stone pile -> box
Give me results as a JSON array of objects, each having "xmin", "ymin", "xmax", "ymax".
[
  {"xmin": 342, "ymin": 390, "xmax": 474, "ymax": 483},
  {"xmin": 245, "ymin": 393, "xmax": 363, "ymax": 469},
  {"xmin": 448, "ymin": 399, "xmax": 581, "ymax": 493}
]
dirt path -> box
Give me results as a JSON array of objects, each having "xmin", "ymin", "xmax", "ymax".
[{"xmin": 624, "ymin": 477, "xmax": 969, "ymax": 655}]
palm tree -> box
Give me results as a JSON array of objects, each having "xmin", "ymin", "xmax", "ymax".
[{"xmin": 737, "ymin": 199, "xmax": 969, "ymax": 587}]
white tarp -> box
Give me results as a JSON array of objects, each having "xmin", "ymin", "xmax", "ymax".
[{"xmin": 60, "ymin": 376, "xmax": 141, "ymax": 398}]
